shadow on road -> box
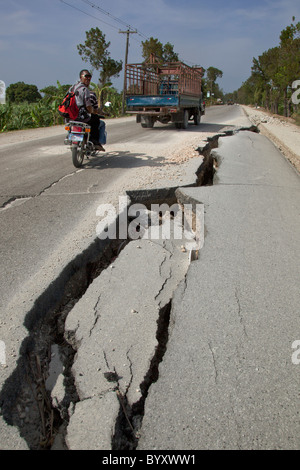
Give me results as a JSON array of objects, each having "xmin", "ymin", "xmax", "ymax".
[
  {"xmin": 81, "ymin": 121, "xmax": 237, "ymax": 170},
  {"xmin": 195, "ymin": 122, "xmax": 236, "ymax": 133},
  {"xmin": 136, "ymin": 122, "xmax": 235, "ymax": 134},
  {"xmin": 81, "ymin": 151, "xmax": 180, "ymax": 170}
]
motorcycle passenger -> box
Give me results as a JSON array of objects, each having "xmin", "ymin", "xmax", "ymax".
[{"xmin": 89, "ymin": 91, "xmax": 107, "ymax": 151}]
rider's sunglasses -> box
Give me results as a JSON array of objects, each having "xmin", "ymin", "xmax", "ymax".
[{"xmin": 84, "ymin": 74, "xmax": 92, "ymax": 78}]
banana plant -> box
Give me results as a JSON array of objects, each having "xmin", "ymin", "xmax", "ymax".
[
  {"xmin": 90, "ymin": 81, "xmax": 112, "ymax": 109},
  {"xmin": 30, "ymin": 101, "xmax": 51, "ymax": 127},
  {"xmin": 0, "ymin": 104, "xmax": 12, "ymax": 132},
  {"xmin": 42, "ymin": 81, "xmax": 70, "ymax": 124}
]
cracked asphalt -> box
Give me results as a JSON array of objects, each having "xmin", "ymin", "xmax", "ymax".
[
  {"xmin": 1, "ymin": 106, "xmax": 299, "ymax": 449},
  {"xmin": 137, "ymin": 130, "xmax": 300, "ymax": 450}
]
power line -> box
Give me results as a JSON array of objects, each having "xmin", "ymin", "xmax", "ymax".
[
  {"xmin": 59, "ymin": 0, "xmax": 202, "ymax": 69},
  {"xmin": 79, "ymin": 0, "xmax": 149, "ymax": 40},
  {"xmin": 59, "ymin": 0, "xmax": 148, "ymax": 46},
  {"xmin": 80, "ymin": 0, "xmax": 132, "ymax": 32},
  {"xmin": 59, "ymin": 0, "xmax": 120, "ymax": 30},
  {"xmin": 81, "ymin": 2, "xmax": 200, "ymax": 66}
]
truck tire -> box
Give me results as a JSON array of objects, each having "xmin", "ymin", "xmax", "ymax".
[
  {"xmin": 194, "ymin": 109, "xmax": 201, "ymax": 125},
  {"xmin": 182, "ymin": 110, "xmax": 189, "ymax": 129},
  {"xmin": 141, "ymin": 116, "xmax": 154, "ymax": 128}
]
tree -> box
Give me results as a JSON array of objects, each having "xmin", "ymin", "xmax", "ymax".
[
  {"xmin": 77, "ymin": 27, "xmax": 122, "ymax": 90},
  {"xmin": 141, "ymin": 37, "xmax": 179, "ymax": 63},
  {"xmin": 279, "ymin": 18, "xmax": 300, "ymax": 115},
  {"xmin": 234, "ymin": 18, "xmax": 300, "ymax": 116},
  {"xmin": 251, "ymin": 48, "xmax": 280, "ymax": 111},
  {"xmin": 40, "ymin": 84, "xmax": 71, "ymax": 101},
  {"xmin": 206, "ymin": 67, "xmax": 223, "ymax": 86},
  {"xmin": 206, "ymin": 67, "xmax": 223, "ymax": 102},
  {"xmin": 236, "ymin": 75, "xmax": 260, "ymax": 105},
  {"xmin": 6, "ymin": 82, "xmax": 41, "ymax": 103},
  {"xmin": 162, "ymin": 42, "xmax": 179, "ymax": 62},
  {"xmin": 141, "ymin": 37, "xmax": 163, "ymax": 62}
]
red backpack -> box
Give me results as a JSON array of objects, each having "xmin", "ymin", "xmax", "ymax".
[{"xmin": 58, "ymin": 84, "xmax": 85, "ymax": 120}]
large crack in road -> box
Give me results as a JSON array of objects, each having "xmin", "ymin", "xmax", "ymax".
[{"xmin": 0, "ymin": 124, "xmax": 259, "ymax": 450}]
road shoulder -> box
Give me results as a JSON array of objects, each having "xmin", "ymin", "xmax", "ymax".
[{"xmin": 242, "ymin": 105, "xmax": 300, "ymax": 174}]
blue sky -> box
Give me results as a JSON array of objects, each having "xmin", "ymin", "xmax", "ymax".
[{"xmin": 1, "ymin": 0, "xmax": 300, "ymax": 94}]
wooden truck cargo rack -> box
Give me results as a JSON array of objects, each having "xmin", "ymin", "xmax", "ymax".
[{"xmin": 125, "ymin": 61, "xmax": 203, "ymax": 97}]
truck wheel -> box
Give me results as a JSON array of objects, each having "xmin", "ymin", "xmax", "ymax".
[
  {"xmin": 141, "ymin": 117, "xmax": 154, "ymax": 128},
  {"xmin": 146, "ymin": 117, "xmax": 154, "ymax": 128},
  {"xmin": 182, "ymin": 110, "xmax": 189, "ymax": 129},
  {"xmin": 194, "ymin": 110, "xmax": 201, "ymax": 125}
]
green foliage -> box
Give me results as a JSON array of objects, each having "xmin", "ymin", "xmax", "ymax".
[
  {"xmin": 105, "ymin": 88, "xmax": 123, "ymax": 117},
  {"xmin": 162, "ymin": 42, "xmax": 179, "ymax": 62},
  {"xmin": 0, "ymin": 102, "xmax": 56, "ymax": 132},
  {"xmin": 235, "ymin": 18, "xmax": 300, "ymax": 117},
  {"xmin": 142, "ymin": 37, "xmax": 163, "ymax": 61},
  {"xmin": 0, "ymin": 104, "xmax": 12, "ymax": 132},
  {"xmin": 0, "ymin": 80, "xmax": 71, "ymax": 132},
  {"xmin": 77, "ymin": 27, "xmax": 122, "ymax": 87},
  {"xmin": 1, "ymin": 25, "xmax": 130, "ymax": 133},
  {"xmin": 30, "ymin": 101, "xmax": 53, "ymax": 127},
  {"xmin": 202, "ymin": 67, "xmax": 224, "ymax": 103},
  {"xmin": 41, "ymin": 80, "xmax": 72, "ymax": 125},
  {"xmin": 90, "ymin": 81, "xmax": 112, "ymax": 109},
  {"xmin": 141, "ymin": 37, "xmax": 179, "ymax": 63},
  {"xmin": 90, "ymin": 81, "xmax": 123, "ymax": 117},
  {"xmin": 0, "ymin": 77, "xmax": 124, "ymax": 133},
  {"xmin": 293, "ymin": 110, "xmax": 300, "ymax": 125},
  {"xmin": 206, "ymin": 67, "xmax": 223, "ymax": 85},
  {"xmin": 6, "ymin": 82, "xmax": 42, "ymax": 103}
]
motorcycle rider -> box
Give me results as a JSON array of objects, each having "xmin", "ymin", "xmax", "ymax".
[{"xmin": 71, "ymin": 69, "xmax": 105, "ymax": 151}]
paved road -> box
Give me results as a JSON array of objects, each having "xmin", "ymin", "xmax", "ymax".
[
  {"xmin": 59, "ymin": 125, "xmax": 300, "ymax": 450},
  {"xmin": 0, "ymin": 104, "xmax": 242, "ymax": 204},
  {"xmin": 0, "ymin": 105, "xmax": 255, "ymax": 449},
  {"xmin": 0, "ymin": 105, "xmax": 243, "ymax": 313},
  {"xmin": 138, "ymin": 131, "xmax": 300, "ymax": 450}
]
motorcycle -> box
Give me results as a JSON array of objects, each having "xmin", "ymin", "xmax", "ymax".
[
  {"xmin": 64, "ymin": 102, "xmax": 111, "ymax": 168},
  {"xmin": 64, "ymin": 121, "xmax": 104, "ymax": 168}
]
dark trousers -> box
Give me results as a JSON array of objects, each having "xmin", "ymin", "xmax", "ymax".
[{"xmin": 90, "ymin": 114, "xmax": 100, "ymax": 142}]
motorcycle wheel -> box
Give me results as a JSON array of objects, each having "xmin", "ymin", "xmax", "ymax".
[{"xmin": 72, "ymin": 143, "xmax": 84, "ymax": 168}]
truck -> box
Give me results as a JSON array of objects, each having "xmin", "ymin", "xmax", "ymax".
[{"xmin": 125, "ymin": 55, "xmax": 205, "ymax": 129}]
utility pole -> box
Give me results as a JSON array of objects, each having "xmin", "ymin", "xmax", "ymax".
[{"xmin": 119, "ymin": 29, "xmax": 137, "ymax": 115}]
